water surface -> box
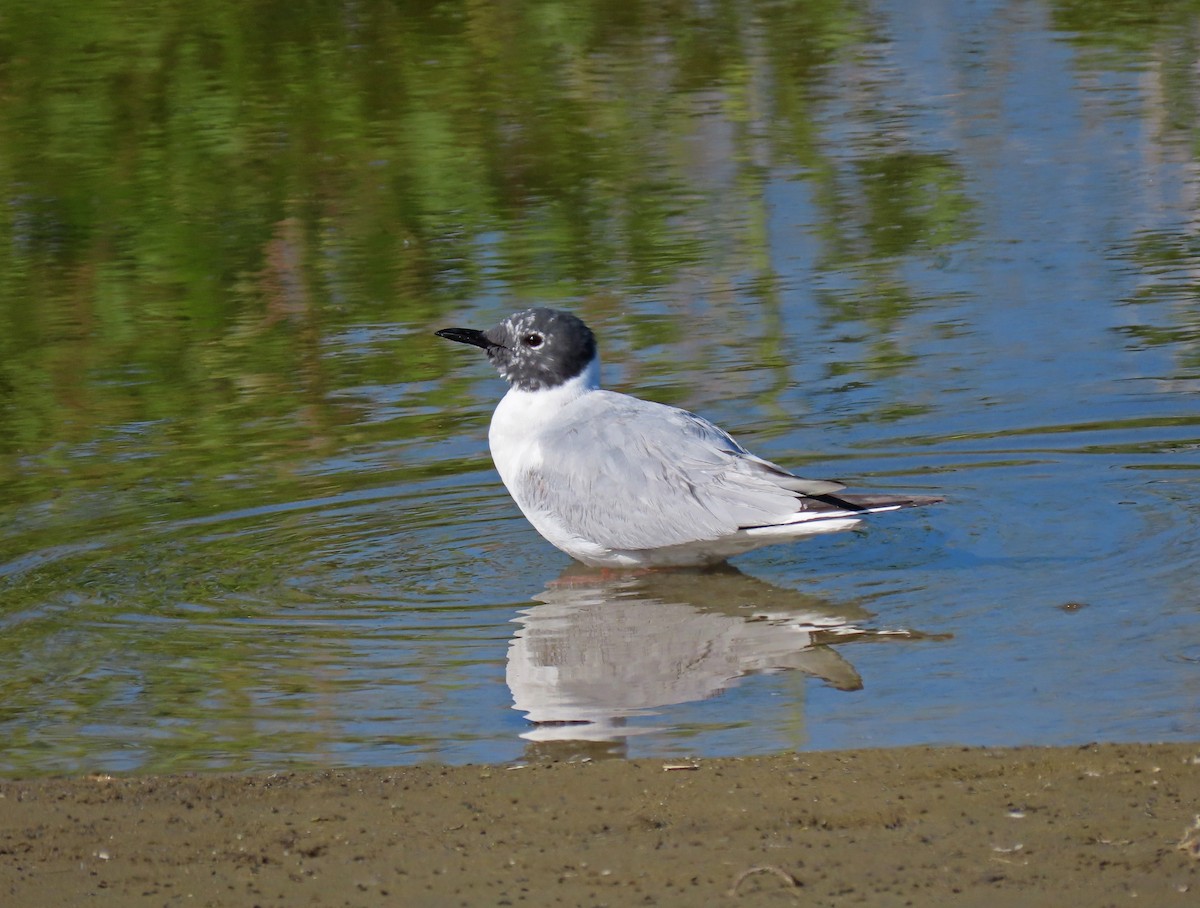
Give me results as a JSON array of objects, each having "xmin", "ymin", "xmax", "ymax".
[{"xmin": 2, "ymin": 0, "xmax": 1200, "ymax": 775}]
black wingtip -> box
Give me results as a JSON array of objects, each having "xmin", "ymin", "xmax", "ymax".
[{"xmin": 806, "ymin": 492, "xmax": 943, "ymax": 513}]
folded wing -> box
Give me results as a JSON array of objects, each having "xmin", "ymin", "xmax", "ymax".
[{"xmin": 517, "ymin": 391, "xmax": 864, "ymax": 551}]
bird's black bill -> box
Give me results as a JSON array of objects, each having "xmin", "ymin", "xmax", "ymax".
[{"xmin": 435, "ymin": 327, "xmax": 492, "ymax": 350}]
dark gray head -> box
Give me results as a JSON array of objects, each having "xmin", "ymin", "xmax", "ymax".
[{"xmin": 436, "ymin": 307, "xmax": 598, "ymax": 392}]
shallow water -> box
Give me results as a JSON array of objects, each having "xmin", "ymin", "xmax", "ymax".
[{"xmin": 2, "ymin": 0, "xmax": 1200, "ymax": 775}]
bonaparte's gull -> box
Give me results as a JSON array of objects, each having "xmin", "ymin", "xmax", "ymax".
[{"xmin": 436, "ymin": 307, "xmax": 940, "ymax": 567}]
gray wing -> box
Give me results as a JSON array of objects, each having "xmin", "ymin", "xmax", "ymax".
[{"xmin": 519, "ymin": 391, "xmax": 847, "ymax": 551}]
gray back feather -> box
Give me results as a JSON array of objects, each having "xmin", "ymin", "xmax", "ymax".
[{"xmin": 518, "ymin": 392, "xmax": 845, "ymax": 550}]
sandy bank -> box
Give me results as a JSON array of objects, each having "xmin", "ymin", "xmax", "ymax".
[{"xmin": 3, "ymin": 742, "xmax": 1199, "ymax": 906}]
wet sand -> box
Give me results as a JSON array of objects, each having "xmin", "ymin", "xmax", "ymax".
[{"xmin": 3, "ymin": 742, "xmax": 1199, "ymax": 907}]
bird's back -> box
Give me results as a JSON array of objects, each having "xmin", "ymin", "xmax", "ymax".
[{"xmin": 509, "ymin": 391, "xmax": 838, "ymax": 554}]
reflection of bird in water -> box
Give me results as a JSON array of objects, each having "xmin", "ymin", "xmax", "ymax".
[
  {"xmin": 507, "ymin": 566, "xmax": 944, "ymax": 759},
  {"xmin": 436, "ymin": 307, "xmax": 940, "ymax": 567}
]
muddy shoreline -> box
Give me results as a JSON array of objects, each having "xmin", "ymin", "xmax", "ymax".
[{"xmin": 3, "ymin": 742, "xmax": 1199, "ymax": 906}]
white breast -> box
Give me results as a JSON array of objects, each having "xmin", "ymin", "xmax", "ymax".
[{"xmin": 488, "ymin": 359, "xmax": 605, "ymax": 561}]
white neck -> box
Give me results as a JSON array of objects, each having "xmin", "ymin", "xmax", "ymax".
[{"xmin": 488, "ymin": 357, "xmax": 600, "ymax": 486}]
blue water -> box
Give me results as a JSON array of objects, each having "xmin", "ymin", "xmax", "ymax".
[{"xmin": 2, "ymin": 0, "xmax": 1200, "ymax": 774}]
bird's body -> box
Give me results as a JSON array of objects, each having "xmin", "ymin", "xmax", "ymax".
[{"xmin": 437, "ymin": 308, "xmax": 939, "ymax": 568}]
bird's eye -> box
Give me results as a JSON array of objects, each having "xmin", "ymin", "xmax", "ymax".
[{"xmin": 523, "ymin": 333, "xmax": 543, "ymax": 348}]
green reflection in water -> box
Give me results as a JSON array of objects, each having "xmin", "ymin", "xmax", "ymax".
[{"xmin": 0, "ymin": 0, "xmax": 903, "ymax": 522}]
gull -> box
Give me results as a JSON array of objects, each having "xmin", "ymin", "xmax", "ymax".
[{"xmin": 436, "ymin": 307, "xmax": 939, "ymax": 567}]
